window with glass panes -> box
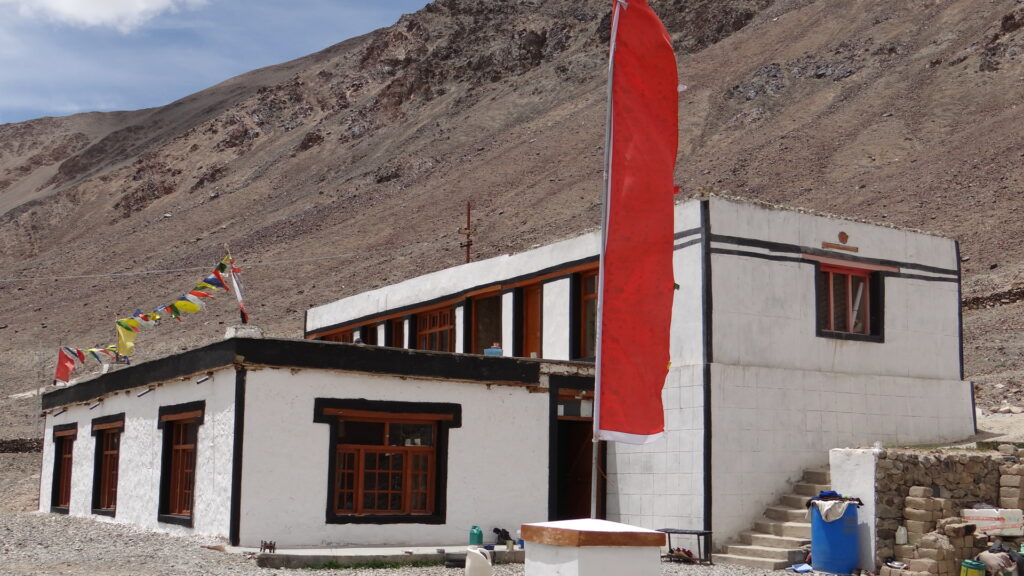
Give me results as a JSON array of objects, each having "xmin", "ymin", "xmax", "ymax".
[
  {"xmin": 333, "ymin": 416, "xmax": 437, "ymax": 515},
  {"xmin": 92, "ymin": 421, "xmax": 122, "ymax": 512},
  {"xmin": 416, "ymin": 307, "xmax": 454, "ymax": 352},
  {"xmin": 816, "ymin": 265, "xmax": 877, "ymax": 336},
  {"xmin": 578, "ymin": 270, "xmax": 599, "ymax": 359},
  {"xmin": 52, "ymin": 425, "xmax": 77, "ymax": 510}
]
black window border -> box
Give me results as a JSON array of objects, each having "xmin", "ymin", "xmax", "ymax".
[
  {"xmin": 813, "ymin": 261, "xmax": 885, "ymax": 343},
  {"xmin": 157, "ymin": 400, "xmax": 205, "ymax": 527},
  {"xmin": 91, "ymin": 413, "xmax": 125, "ymax": 517},
  {"xmin": 313, "ymin": 398, "xmax": 461, "ymax": 525},
  {"xmin": 51, "ymin": 422, "xmax": 78, "ymax": 514}
]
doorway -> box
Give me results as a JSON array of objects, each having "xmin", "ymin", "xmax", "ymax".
[{"xmin": 549, "ymin": 379, "xmax": 605, "ymax": 520}]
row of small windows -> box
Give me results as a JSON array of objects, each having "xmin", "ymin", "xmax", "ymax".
[
  {"xmin": 317, "ymin": 263, "xmax": 882, "ymax": 354},
  {"xmin": 50, "ymin": 403, "xmax": 203, "ymax": 526}
]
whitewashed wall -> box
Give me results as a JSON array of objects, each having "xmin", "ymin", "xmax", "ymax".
[
  {"xmin": 542, "ymin": 278, "xmax": 572, "ymax": 360},
  {"xmin": 605, "ymin": 201, "xmax": 706, "ymax": 531},
  {"xmin": 707, "ymin": 198, "xmax": 971, "ymax": 542},
  {"xmin": 238, "ymin": 367, "xmax": 550, "ymax": 547},
  {"xmin": 306, "ymin": 234, "xmax": 601, "ymax": 334},
  {"xmin": 830, "ymin": 448, "xmax": 879, "ymax": 571},
  {"xmin": 39, "ymin": 368, "xmax": 237, "ymax": 539}
]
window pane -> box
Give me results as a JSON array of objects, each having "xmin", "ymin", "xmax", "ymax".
[
  {"xmin": 389, "ymin": 423, "xmax": 434, "ymax": 447},
  {"xmin": 851, "ymin": 275, "xmax": 868, "ymax": 333},
  {"xmin": 583, "ymin": 299, "xmax": 597, "ymax": 357},
  {"xmin": 390, "ymin": 493, "xmax": 402, "ymax": 511},
  {"xmin": 816, "ymin": 270, "xmax": 830, "ymax": 331},
  {"xmin": 584, "ymin": 273, "xmax": 598, "ymax": 296},
  {"xmin": 339, "ymin": 421, "xmax": 384, "ymax": 445},
  {"xmin": 831, "ymin": 273, "xmax": 849, "ymax": 332},
  {"xmin": 473, "ymin": 295, "xmax": 502, "ymax": 354}
]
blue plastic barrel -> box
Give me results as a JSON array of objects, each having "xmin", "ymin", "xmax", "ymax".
[{"xmin": 810, "ymin": 504, "xmax": 859, "ymax": 574}]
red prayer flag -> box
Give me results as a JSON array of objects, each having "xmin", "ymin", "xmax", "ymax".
[
  {"xmin": 595, "ymin": 0, "xmax": 678, "ymax": 444},
  {"xmin": 54, "ymin": 348, "xmax": 77, "ymax": 384}
]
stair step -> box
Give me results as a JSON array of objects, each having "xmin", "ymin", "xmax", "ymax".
[
  {"xmin": 766, "ymin": 505, "xmax": 809, "ymax": 522},
  {"xmin": 740, "ymin": 531, "xmax": 810, "ymax": 549},
  {"xmin": 793, "ymin": 482, "xmax": 832, "ymax": 496},
  {"xmin": 803, "ymin": 468, "xmax": 831, "ymax": 485},
  {"xmin": 755, "ymin": 519, "xmax": 812, "ymax": 539},
  {"xmin": 780, "ymin": 493, "xmax": 811, "ymax": 509},
  {"xmin": 725, "ymin": 544, "xmax": 806, "ymax": 561},
  {"xmin": 713, "ymin": 553, "xmax": 791, "ymax": 570}
]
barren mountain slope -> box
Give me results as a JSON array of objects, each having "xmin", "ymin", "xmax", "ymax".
[{"xmin": 1, "ymin": 0, "xmax": 1022, "ymax": 439}]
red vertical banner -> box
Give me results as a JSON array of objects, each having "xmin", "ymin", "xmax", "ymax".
[{"xmin": 596, "ymin": 0, "xmax": 678, "ymax": 444}]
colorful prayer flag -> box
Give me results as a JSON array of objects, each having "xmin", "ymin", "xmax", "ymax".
[{"xmin": 54, "ymin": 348, "xmax": 76, "ymax": 383}]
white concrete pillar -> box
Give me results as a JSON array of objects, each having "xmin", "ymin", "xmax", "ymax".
[
  {"xmin": 455, "ymin": 303, "xmax": 466, "ymax": 353},
  {"xmin": 501, "ymin": 291, "xmax": 514, "ymax": 357},
  {"xmin": 542, "ymin": 278, "xmax": 572, "ymax": 360}
]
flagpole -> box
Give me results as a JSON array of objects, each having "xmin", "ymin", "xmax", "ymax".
[{"xmin": 592, "ymin": 0, "xmax": 625, "ymax": 520}]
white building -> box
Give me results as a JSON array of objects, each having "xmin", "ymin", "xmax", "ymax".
[{"xmin": 40, "ymin": 195, "xmax": 974, "ymax": 549}]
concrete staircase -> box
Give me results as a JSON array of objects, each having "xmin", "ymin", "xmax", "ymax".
[{"xmin": 713, "ymin": 468, "xmax": 830, "ymax": 569}]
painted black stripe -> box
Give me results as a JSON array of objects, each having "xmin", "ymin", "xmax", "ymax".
[
  {"xmin": 674, "ymin": 226, "xmax": 701, "ymax": 240},
  {"xmin": 700, "ymin": 200, "xmax": 713, "ymax": 533},
  {"xmin": 709, "ymin": 248, "xmax": 806, "ymax": 265},
  {"xmin": 709, "ymin": 247, "xmax": 959, "ymax": 283},
  {"xmin": 43, "ymin": 338, "xmax": 545, "ymax": 410},
  {"xmin": 880, "ymin": 271, "xmax": 959, "ymax": 284},
  {"xmin": 710, "ymin": 233, "xmax": 959, "ymax": 276},
  {"xmin": 674, "ymin": 237, "xmax": 702, "ymax": 251},
  {"xmin": 306, "ymin": 255, "xmax": 600, "ymax": 336},
  {"xmin": 229, "ymin": 368, "xmax": 246, "ymax": 547},
  {"xmin": 955, "ymin": 240, "xmax": 964, "ymax": 382}
]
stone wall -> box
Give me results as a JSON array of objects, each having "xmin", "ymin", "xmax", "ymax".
[{"xmin": 874, "ymin": 449, "xmax": 1012, "ymax": 569}]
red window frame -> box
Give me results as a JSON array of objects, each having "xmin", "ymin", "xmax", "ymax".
[
  {"xmin": 331, "ymin": 413, "xmax": 441, "ymax": 516},
  {"xmin": 818, "ymin": 264, "xmax": 872, "ymax": 335},
  {"xmin": 53, "ymin": 428, "xmax": 76, "ymax": 509},
  {"xmin": 96, "ymin": 427, "xmax": 121, "ymax": 511},
  {"xmin": 578, "ymin": 270, "xmax": 599, "ymax": 358},
  {"xmin": 416, "ymin": 307, "xmax": 454, "ymax": 352}
]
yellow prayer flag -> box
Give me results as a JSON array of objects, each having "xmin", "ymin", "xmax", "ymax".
[
  {"xmin": 174, "ymin": 299, "xmax": 201, "ymax": 314},
  {"xmin": 116, "ymin": 324, "xmax": 137, "ymax": 356}
]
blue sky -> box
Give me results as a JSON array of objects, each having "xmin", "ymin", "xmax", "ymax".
[{"xmin": 0, "ymin": 0, "xmax": 431, "ymax": 125}]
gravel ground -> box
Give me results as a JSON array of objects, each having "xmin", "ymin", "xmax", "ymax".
[{"xmin": 0, "ymin": 512, "xmax": 769, "ymax": 576}]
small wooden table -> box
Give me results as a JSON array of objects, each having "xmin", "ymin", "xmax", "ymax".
[{"xmin": 657, "ymin": 528, "xmax": 713, "ymax": 565}]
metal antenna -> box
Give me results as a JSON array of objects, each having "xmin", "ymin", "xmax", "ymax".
[{"xmin": 458, "ymin": 201, "xmax": 474, "ymax": 264}]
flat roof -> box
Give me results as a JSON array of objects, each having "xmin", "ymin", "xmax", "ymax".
[{"xmin": 42, "ymin": 337, "xmax": 593, "ymax": 410}]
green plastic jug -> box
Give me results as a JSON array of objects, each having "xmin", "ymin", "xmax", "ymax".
[{"xmin": 469, "ymin": 525, "xmax": 483, "ymax": 545}]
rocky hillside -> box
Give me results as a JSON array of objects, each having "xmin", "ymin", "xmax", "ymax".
[{"xmin": 1, "ymin": 0, "xmax": 1023, "ymax": 438}]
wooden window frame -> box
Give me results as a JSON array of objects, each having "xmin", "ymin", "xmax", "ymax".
[
  {"xmin": 815, "ymin": 263, "xmax": 884, "ymax": 343},
  {"xmin": 91, "ymin": 413, "xmax": 125, "ymax": 517},
  {"xmin": 51, "ymin": 423, "xmax": 77, "ymax": 513},
  {"xmin": 575, "ymin": 269, "xmax": 599, "ymax": 360},
  {"xmin": 157, "ymin": 401, "xmax": 205, "ymax": 527},
  {"xmin": 313, "ymin": 398, "xmax": 462, "ymax": 525},
  {"xmin": 415, "ymin": 306, "xmax": 455, "ymax": 352},
  {"xmin": 518, "ymin": 283, "xmax": 543, "ymax": 359}
]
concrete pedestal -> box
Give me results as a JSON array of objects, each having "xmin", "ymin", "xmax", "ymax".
[{"xmin": 521, "ymin": 519, "xmax": 665, "ymax": 576}]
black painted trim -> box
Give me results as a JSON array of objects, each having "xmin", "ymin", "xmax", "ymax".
[
  {"xmin": 880, "ymin": 271, "xmax": 959, "ymax": 284},
  {"xmin": 812, "ymin": 262, "xmax": 886, "ymax": 344},
  {"xmin": 674, "ymin": 226, "xmax": 701, "ymax": 240},
  {"xmin": 157, "ymin": 401, "xmax": 205, "ymax": 529},
  {"xmin": 229, "ymin": 368, "xmax": 246, "ymax": 546},
  {"xmin": 383, "ymin": 318, "xmax": 394, "ymax": 348},
  {"xmin": 43, "ymin": 337, "xmax": 547, "ymax": 410},
  {"xmin": 306, "ymin": 255, "xmax": 600, "ymax": 336},
  {"xmin": 955, "ymin": 240, "xmax": 964, "ymax": 381},
  {"xmin": 51, "ymin": 422, "xmax": 77, "ymax": 514},
  {"xmin": 157, "ymin": 401, "xmax": 206, "ymax": 429},
  {"xmin": 569, "ymin": 274, "xmax": 581, "ymax": 360},
  {"xmin": 90, "ymin": 413, "xmax": 125, "ymax": 435},
  {"xmin": 91, "ymin": 412, "xmax": 125, "ymax": 517},
  {"xmin": 313, "ymin": 398, "xmax": 461, "ymax": 525},
  {"xmin": 549, "ymin": 374, "xmax": 595, "ymax": 391},
  {"xmin": 709, "ymin": 248, "xmax": 806, "ymax": 265},
  {"xmin": 699, "ymin": 200, "xmax": 713, "ymax": 533},
  {"xmin": 709, "ymin": 233, "xmax": 959, "ymax": 276},
  {"xmin": 674, "ymin": 238, "xmax": 702, "ymax": 251}
]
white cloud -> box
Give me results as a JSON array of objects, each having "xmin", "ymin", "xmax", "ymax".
[{"xmin": 0, "ymin": 0, "xmax": 208, "ymax": 33}]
